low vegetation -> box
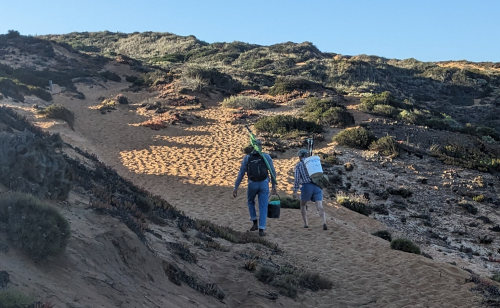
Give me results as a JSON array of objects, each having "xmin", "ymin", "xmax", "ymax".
[
  {"xmin": 0, "ymin": 192, "xmax": 70, "ymax": 261},
  {"xmin": 268, "ymin": 77, "xmax": 323, "ymax": 95},
  {"xmin": 390, "ymin": 238, "xmax": 421, "ymax": 255},
  {"xmin": 254, "ymin": 115, "xmax": 322, "ymax": 137},
  {"xmin": 372, "ymin": 230, "xmax": 392, "ymax": 241},
  {"xmin": 0, "ymin": 290, "xmax": 34, "ymax": 308},
  {"xmin": 333, "ymin": 127, "xmax": 376, "ymax": 149},
  {"xmin": 302, "ymin": 97, "xmax": 354, "ymax": 127},
  {"xmin": 221, "ymin": 95, "xmax": 274, "ymax": 109},
  {"xmin": 254, "ymin": 264, "xmax": 332, "ymax": 298},
  {"xmin": 336, "ymin": 192, "xmax": 371, "ymax": 216},
  {"xmin": 38, "ymin": 104, "xmax": 75, "ymax": 129},
  {"xmin": 369, "ymin": 135, "xmax": 399, "ymax": 157}
]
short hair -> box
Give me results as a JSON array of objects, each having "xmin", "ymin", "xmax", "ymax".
[{"xmin": 298, "ymin": 149, "xmax": 308, "ymax": 158}]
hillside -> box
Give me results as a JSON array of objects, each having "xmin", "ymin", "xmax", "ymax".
[{"xmin": 0, "ymin": 31, "xmax": 499, "ymax": 307}]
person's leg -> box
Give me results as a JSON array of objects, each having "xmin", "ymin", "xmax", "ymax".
[
  {"xmin": 301, "ymin": 183, "xmax": 314, "ymax": 228},
  {"xmin": 300, "ymin": 200, "xmax": 309, "ymax": 227},
  {"xmin": 247, "ymin": 182, "xmax": 258, "ymax": 230},
  {"xmin": 312, "ymin": 186, "xmax": 327, "ymax": 230},
  {"xmin": 256, "ymin": 179, "xmax": 269, "ymax": 232}
]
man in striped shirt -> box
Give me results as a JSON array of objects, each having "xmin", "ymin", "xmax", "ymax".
[{"xmin": 293, "ymin": 149, "xmax": 327, "ymax": 230}]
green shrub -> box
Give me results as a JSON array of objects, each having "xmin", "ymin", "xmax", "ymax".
[
  {"xmin": 254, "ymin": 115, "xmax": 322, "ymax": 136},
  {"xmin": 390, "ymin": 238, "xmax": 421, "ymax": 254},
  {"xmin": 372, "ymin": 104, "xmax": 399, "ymax": 117},
  {"xmin": 369, "ymin": 135, "xmax": 399, "ymax": 157},
  {"xmin": 221, "ymin": 95, "xmax": 274, "ymax": 110},
  {"xmin": 398, "ymin": 109, "xmax": 423, "ymax": 124},
  {"xmin": 302, "ymin": 97, "xmax": 354, "ymax": 127},
  {"xmin": 473, "ymin": 195, "xmax": 485, "ymax": 202},
  {"xmin": 0, "ymin": 290, "xmax": 33, "ymax": 308},
  {"xmin": 38, "ymin": 104, "xmax": 74, "ymax": 129},
  {"xmin": 268, "ymin": 77, "xmax": 321, "ymax": 95},
  {"xmin": 359, "ymin": 91, "xmax": 400, "ymax": 111},
  {"xmin": 336, "ymin": 192, "xmax": 371, "ymax": 216},
  {"xmin": 333, "ymin": 127, "xmax": 376, "ymax": 149},
  {"xmin": 0, "ymin": 192, "xmax": 70, "ymax": 261},
  {"xmin": 183, "ymin": 65, "xmax": 241, "ymax": 93},
  {"xmin": 372, "ymin": 230, "xmax": 392, "ymax": 241}
]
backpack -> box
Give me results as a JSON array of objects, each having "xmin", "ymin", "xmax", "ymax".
[
  {"xmin": 247, "ymin": 152, "xmax": 268, "ymax": 181},
  {"xmin": 302, "ymin": 160, "xmax": 329, "ymax": 189}
]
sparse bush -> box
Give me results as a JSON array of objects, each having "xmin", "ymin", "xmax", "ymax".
[
  {"xmin": 336, "ymin": 192, "xmax": 371, "ymax": 216},
  {"xmin": 38, "ymin": 104, "xmax": 75, "ymax": 129},
  {"xmin": 183, "ymin": 65, "xmax": 241, "ymax": 93},
  {"xmin": 96, "ymin": 99, "xmax": 117, "ymax": 112},
  {"xmin": 255, "ymin": 266, "xmax": 277, "ymax": 283},
  {"xmin": 390, "ymin": 238, "xmax": 421, "ymax": 254},
  {"xmin": 0, "ymin": 290, "xmax": 33, "ymax": 308},
  {"xmin": 0, "ymin": 192, "xmax": 70, "ymax": 261},
  {"xmin": 372, "ymin": 104, "xmax": 399, "ymax": 117},
  {"xmin": 268, "ymin": 77, "xmax": 321, "ymax": 95},
  {"xmin": 298, "ymin": 272, "xmax": 333, "ymax": 291},
  {"xmin": 302, "ymin": 97, "xmax": 354, "ymax": 127},
  {"xmin": 359, "ymin": 91, "xmax": 400, "ymax": 112},
  {"xmin": 254, "ymin": 115, "xmax": 322, "ymax": 136},
  {"xmin": 222, "ymin": 95, "xmax": 274, "ymax": 110},
  {"xmin": 372, "ymin": 230, "xmax": 392, "ymax": 241},
  {"xmin": 280, "ymin": 196, "xmax": 300, "ymax": 209},
  {"xmin": 430, "ymin": 143, "xmax": 500, "ymax": 172},
  {"xmin": 369, "ymin": 135, "xmax": 399, "ymax": 157},
  {"xmin": 333, "ymin": 127, "xmax": 376, "ymax": 149},
  {"xmin": 473, "ymin": 195, "xmax": 485, "ymax": 202},
  {"xmin": 398, "ymin": 109, "xmax": 426, "ymax": 124}
]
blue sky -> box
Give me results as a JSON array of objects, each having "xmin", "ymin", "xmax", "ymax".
[{"xmin": 1, "ymin": 0, "xmax": 499, "ymax": 62}]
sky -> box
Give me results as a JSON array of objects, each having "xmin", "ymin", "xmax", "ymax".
[{"xmin": 1, "ymin": 0, "xmax": 499, "ymax": 62}]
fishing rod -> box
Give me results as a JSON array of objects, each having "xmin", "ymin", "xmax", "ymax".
[{"xmin": 244, "ymin": 125, "xmax": 277, "ymax": 184}]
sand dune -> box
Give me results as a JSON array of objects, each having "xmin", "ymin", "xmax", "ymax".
[{"xmin": 29, "ymin": 76, "xmax": 483, "ymax": 307}]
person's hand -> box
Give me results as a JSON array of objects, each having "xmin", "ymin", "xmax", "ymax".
[
  {"xmin": 232, "ymin": 189, "xmax": 238, "ymax": 198},
  {"xmin": 271, "ymin": 187, "xmax": 277, "ymax": 195},
  {"xmin": 293, "ymin": 192, "xmax": 298, "ymax": 200}
]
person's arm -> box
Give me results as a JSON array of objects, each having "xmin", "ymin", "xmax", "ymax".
[
  {"xmin": 293, "ymin": 163, "xmax": 301, "ymax": 199},
  {"xmin": 233, "ymin": 155, "xmax": 248, "ymax": 197},
  {"xmin": 264, "ymin": 153, "xmax": 277, "ymax": 187}
]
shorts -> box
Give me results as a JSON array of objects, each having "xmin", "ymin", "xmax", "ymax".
[{"xmin": 300, "ymin": 183, "xmax": 323, "ymax": 202}]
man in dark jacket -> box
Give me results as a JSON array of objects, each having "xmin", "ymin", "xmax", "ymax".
[{"xmin": 233, "ymin": 140, "xmax": 277, "ymax": 236}]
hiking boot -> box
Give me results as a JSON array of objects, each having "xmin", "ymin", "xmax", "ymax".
[
  {"xmin": 250, "ymin": 220, "xmax": 258, "ymax": 231},
  {"xmin": 259, "ymin": 229, "xmax": 266, "ymax": 237},
  {"xmin": 323, "ymin": 224, "xmax": 328, "ymax": 230}
]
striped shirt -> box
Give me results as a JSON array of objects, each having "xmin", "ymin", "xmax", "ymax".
[{"xmin": 293, "ymin": 160, "xmax": 311, "ymax": 192}]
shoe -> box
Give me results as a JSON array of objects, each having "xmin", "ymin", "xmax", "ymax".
[
  {"xmin": 323, "ymin": 224, "xmax": 328, "ymax": 230},
  {"xmin": 250, "ymin": 220, "xmax": 258, "ymax": 231},
  {"xmin": 259, "ymin": 229, "xmax": 266, "ymax": 236},
  {"xmin": 304, "ymin": 225, "xmax": 309, "ymax": 228}
]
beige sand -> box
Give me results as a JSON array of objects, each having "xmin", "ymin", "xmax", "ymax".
[{"xmin": 9, "ymin": 66, "xmax": 481, "ymax": 307}]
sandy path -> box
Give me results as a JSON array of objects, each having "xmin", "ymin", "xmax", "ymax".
[{"xmin": 44, "ymin": 80, "xmax": 481, "ymax": 307}]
